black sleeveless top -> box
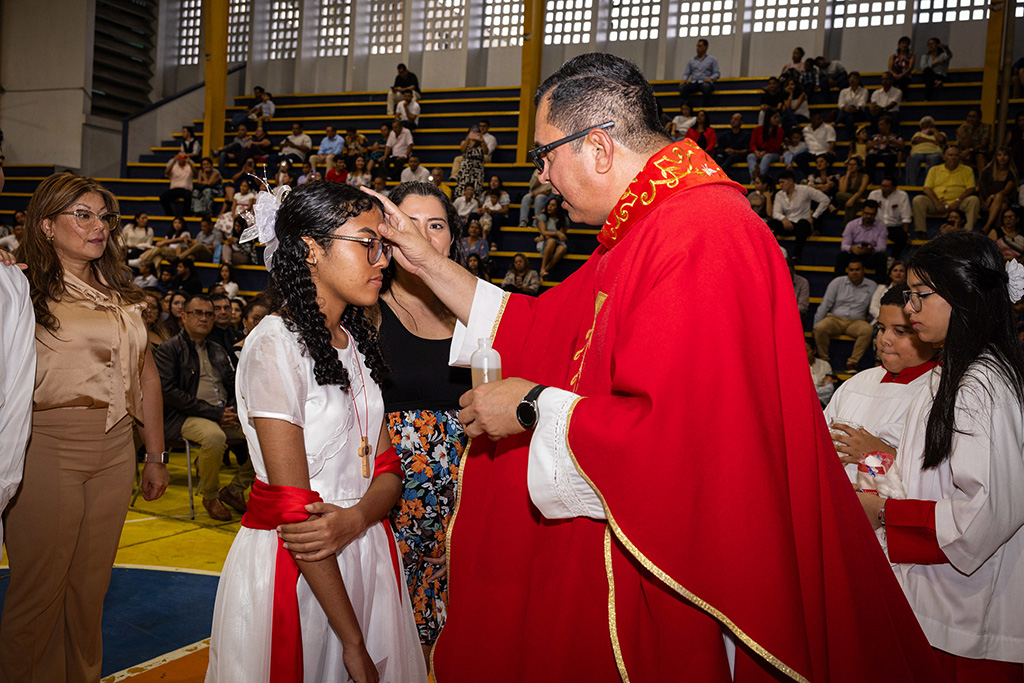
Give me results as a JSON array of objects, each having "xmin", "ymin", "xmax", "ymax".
[{"xmin": 379, "ymin": 300, "xmax": 472, "ymax": 412}]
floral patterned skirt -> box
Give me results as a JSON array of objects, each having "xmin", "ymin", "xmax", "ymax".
[{"xmin": 387, "ymin": 408, "xmax": 466, "ymax": 644}]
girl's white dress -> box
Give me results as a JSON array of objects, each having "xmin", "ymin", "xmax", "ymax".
[{"xmin": 206, "ymin": 315, "xmax": 427, "ymax": 683}]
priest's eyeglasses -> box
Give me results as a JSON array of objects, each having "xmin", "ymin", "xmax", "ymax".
[
  {"xmin": 527, "ymin": 121, "xmax": 615, "ymax": 173},
  {"xmin": 323, "ymin": 234, "xmax": 392, "ymax": 265},
  {"xmin": 902, "ymin": 289, "xmax": 937, "ymax": 312},
  {"xmin": 60, "ymin": 209, "xmax": 121, "ymax": 231}
]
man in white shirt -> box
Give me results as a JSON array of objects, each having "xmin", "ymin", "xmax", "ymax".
[
  {"xmin": 270, "ymin": 122, "xmax": 313, "ymax": 167},
  {"xmin": 813, "ymin": 256, "xmax": 877, "ymax": 373},
  {"xmin": 836, "ymin": 71, "xmax": 868, "ymax": 138},
  {"xmin": 767, "ymin": 169, "xmax": 833, "ymax": 261},
  {"xmin": 161, "ymin": 153, "xmax": 194, "ymax": 219},
  {"xmin": 795, "ymin": 111, "xmax": 837, "ymax": 176},
  {"xmin": 384, "ymin": 119, "xmax": 414, "ymax": 180},
  {"xmin": 868, "ymin": 176, "xmax": 912, "ymax": 258},
  {"xmin": 0, "ymin": 222, "xmax": 22, "ymax": 252},
  {"xmin": 400, "ymin": 156, "xmax": 430, "ymax": 183},
  {"xmin": 396, "ymin": 91, "xmax": 421, "ymax": 131},
  {"xmin": 868, "ymin": 72, "xmax": 902, "ymax": 128}
]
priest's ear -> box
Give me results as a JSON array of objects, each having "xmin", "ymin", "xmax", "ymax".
[{"xmin": 588, "ymin": 126, "xmax": 615, "ymax": 176}]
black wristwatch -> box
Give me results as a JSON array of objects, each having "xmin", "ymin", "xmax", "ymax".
[{"xmin": 516, "ymin": 384, "xmax": 548, "ymax": 430}]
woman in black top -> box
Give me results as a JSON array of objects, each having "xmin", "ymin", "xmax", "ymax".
[{"xmin": 376, "ymin": 181, "xmax": 469, "ymax": 664}]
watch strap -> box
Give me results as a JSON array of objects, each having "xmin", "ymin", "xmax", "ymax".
[{"xmin": 144, "ymin": 451, "xmax": 169, "ymax": 464}]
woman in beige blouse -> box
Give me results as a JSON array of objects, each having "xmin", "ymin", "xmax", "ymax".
[{"xmin": 0, "ymin": 173, "xmax": 170, "ymax": 682}]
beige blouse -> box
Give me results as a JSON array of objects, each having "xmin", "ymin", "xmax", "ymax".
[{"xmin": 33, "ymin": 270, "xmax": 147, "ymax": 431}]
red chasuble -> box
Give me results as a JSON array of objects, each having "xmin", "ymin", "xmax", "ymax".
[{"xmin": 431, "ymin": 140, "xmax": 946, "ymax": 682}]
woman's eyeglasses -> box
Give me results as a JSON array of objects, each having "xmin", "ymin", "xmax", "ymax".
[
  {"xmin": 323, "ymin": 234, "xmax": 392, "ymax": 265},
  {"xmin": 59, "ymin": 209, "xmax": 121, "ymax": 230}
]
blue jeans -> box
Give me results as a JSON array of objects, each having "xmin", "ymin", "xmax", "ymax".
[
  {"xmin": 905, "ymin": 153, "xmax": 942, "ymax": 187},
  {"xmin": 681, "ymin": 81, "xmax": 714, "ymax": 107},
  {"xmin": 748, "ymin": 153, "xmax": 780, "ymax": 182},
  {"xmin": 519, "ymin": 193, "xmax": 550, "ymax": 226}
]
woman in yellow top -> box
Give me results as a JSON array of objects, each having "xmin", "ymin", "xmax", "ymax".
[{"xmin": 0, "ymin": 173, "xmax": 170, "ymax": 682}]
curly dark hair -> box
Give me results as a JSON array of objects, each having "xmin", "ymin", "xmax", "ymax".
[
  {"xmin": 267, "ymin": 181, "xmax": 389, "ymax": 389},
  {"xmin": 382, "ymin": 181, "xmax": 464, "ymax": 292}
]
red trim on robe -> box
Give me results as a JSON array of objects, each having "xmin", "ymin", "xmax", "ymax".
[
  {"xmin": 886, "ymin": 498, "xmax": 951, "ymax": 565},
  {"xmin": 880, "ymin": 359, "xmax": 940, "ymax": 385},
  {"xmin": 372, "ymin": 444, "xmax": 402, "ymax": 479},
  {"xmin": 241, "ymin": 480, "xmax": 323, "ymax": 683},
  {"xmin": 382, "ymin": 519, "xmax": 403, "ymax": 592}
]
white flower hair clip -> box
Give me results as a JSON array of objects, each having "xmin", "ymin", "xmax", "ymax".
[
  {"xmin": 1006, "ymin": 259, "xmax": 1024, "ymax": 303},
  {"xmin": 239, "ymin": 173, "xmax": 290, "ymax": 271}
]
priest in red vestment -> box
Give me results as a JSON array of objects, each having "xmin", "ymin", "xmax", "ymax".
[{"xmin": 370, "ymin": 53, "xmax": 947, "ymax": 682}]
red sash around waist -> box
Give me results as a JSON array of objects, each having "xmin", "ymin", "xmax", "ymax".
[{"xmin": 241, "ymin": 479, "xmax": 323, "ymax": 683}]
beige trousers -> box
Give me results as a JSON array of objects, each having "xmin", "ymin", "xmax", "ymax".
[
  {"xmin": 180, "ymin": 416, "xmax": 252, "ymax": 501},
  {"xmin": 813, "ymin": 313, "xmax": 874, "ymax": 365}
]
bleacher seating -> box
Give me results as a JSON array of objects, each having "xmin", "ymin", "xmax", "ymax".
[{"xmin": 0, "ymin": 67, "xmax": 1001, "ymax": 374}]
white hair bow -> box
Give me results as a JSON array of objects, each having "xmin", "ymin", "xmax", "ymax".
[
  {"xmin": 1006, "ymin": 259, "xmax": 1024, "ymax": 303},
  {"xmin": 239, "ymin": 180, "xmax": 291, "ymax": 271}
]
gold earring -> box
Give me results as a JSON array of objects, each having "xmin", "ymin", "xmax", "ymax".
[{"xmin": 48, "ymin": 233, "xmax": 54, "ymax": 242}]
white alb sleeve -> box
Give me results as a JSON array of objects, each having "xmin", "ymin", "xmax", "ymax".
[
  {"xmin": 450, "ymin": 279, "xmax": 506, "ymax": 367},
  {"xmin": 527, "ymin": 387, "xmax": 606, "ymax": 520}
]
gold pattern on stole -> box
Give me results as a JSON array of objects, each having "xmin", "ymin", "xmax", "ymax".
[{"xmin": 569, "ymin": 292, "xmax": 608, "ymax": 392}]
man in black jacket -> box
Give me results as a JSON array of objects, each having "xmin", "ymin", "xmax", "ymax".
[{"xmin": 155, "ymin": 295, "xmax": 253, "ymax": 521}]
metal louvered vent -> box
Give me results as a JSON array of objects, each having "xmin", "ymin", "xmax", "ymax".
[{"xmin": 92, "ymin": 0, "xmax": 158, "ymax": 119}]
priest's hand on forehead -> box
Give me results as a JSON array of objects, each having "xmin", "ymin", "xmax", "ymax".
[{"xmin": 360, "ymin": 185, "xmax": 438, "ymax": 278}]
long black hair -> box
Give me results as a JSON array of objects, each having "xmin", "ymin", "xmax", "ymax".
[
  {"xmin": 907, "ymin": 232, "xmax": 1024, "ymax": 469},
  {"xmin": 267, "ymin": 181, "xmax": 389, "ymax": 389},
  {"xmin": 381, "ymin": 181, "xmax": 463, "ymax": 293}
]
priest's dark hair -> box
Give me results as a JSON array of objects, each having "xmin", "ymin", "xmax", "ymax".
[
  {"xmin": 535, "ymin": 53, "xmax": 669, "ymax": 154},
  {"xmin": 267, "ymin": 181, "xmax": 388, "ymax": 389},
  {"xmin": 907, "ymin": 231, "xmax": 1024, "ymax": 469}
]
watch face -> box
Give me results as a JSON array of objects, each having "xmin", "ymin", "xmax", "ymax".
[{"xmin": 517, "ymin": 400, "xmax": 537, "ymax": 429}]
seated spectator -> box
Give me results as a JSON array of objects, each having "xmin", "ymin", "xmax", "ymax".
[
  {"xmin": 232, "ymin": 87, "xmax": 273, "ymax": 129},
  {"xmin": 667, "ymin": 101, "xmax": 696, "ymax": 140},
  {"xmin": 747, "ymin": 110, "xmax": 785, "ymax": 182},
  {"xmin": 308, "ymin": 124, "xmax": 345, "ymax": 170},
  {"xmin": 429, "ymin": 167, "xmax": 451, "ymax": 199},
  {"xmin": 0, "ymin": 210, "xmax": 25, "ymax": 241},
  {"xmin": 156, "ymin": 266, "xmax": 176, "ymax": 296},
  {"xmin": 850, "ymin": 123, "xmax": 870, "ymax": 160},
  {"xmin": 139, "ymin": 216, "xmax": 192, "ymax": 265},
  {"xmin": 887, "ymin": 36, "xmax": 915, "ymax": 94},
  {"xmin": 812, "ymin": 255, "xmax": 877, "ymax": 373},
  {"xmin": 836, "ymin": 71, "xmax": 868, "ymax": 138},
  {"xmin": 912, "ymin": 144, "xmax": 980, "ymax": 237},
  {"xmin": 799, "ymin": 58, "xmax": 823, "ymax": 104},
  {"xmin": 180, "ymin": 126, "xmax": 200, "ymax": 162},
  {"xmin": 451, "ymin": 119, "xmax": 498, "ymax": 178},
  {"xmin": 395, "ymin": 90, "xmax": 421, "ymax": 130},
  {"xmin": 465, "ymin": 254, "xmax": 489, "ymax": 281},
  {"xmin": 342, "ymin": 126, "xmax": 369, "ymax": 169},
  {"xmin": 680, "ymin": 39, "xmax": 720, "ymax": 107},
  {"xmin": 367, "ymin": 123, "xmax": 391, "ymax": 175},
  {"xmin": 241, "ymin": 297, "xmax": 269, "ymax": 336},
  {"xmin": 814, "ymin": 56, "xmax": 849, "ymax": 100},
  {"xmin": 479, "ymin": 188, "xmax": 508, "ymax": 247},
  {"xmin": 139, "ymin": 289, "xmax": 170, "ymax": 347},
  {"xmin": 768, "ymin": 169, "xmax": 832, "ymax": 261},
  {"xmin": 795, "ymin": 111, "xmax": 836, "ymax": 176},
  {"xmin": 978, "ymin": 147, "xmax": 1019, "ymax": 234},
  {"xmin": 454, "ymin": 184, "xmax": 481, "ymax": 223},
  {"xmin": 399, "ymin": 155, "xmax": 430, "ymax": 183},
  {"xmin": 868, "ymin": 176, "xmax": 912, "ymax": 258},
  {"xmin": 868, "ymin": 260, "xmax": 907, "ymax": 323},
  {"xmin": 714, "ymin": 113, "xmax": 750, "ymax": 175},
  {"xmin": 836, "ymin": 200, "xmax": 888, "ymax": 276},
  {"xmin": 782, "ymin": 128, "xmax": 807, "ymax": 173},
  {"xmin": 835, "ymin": 155, "xmax": 870, "ymax": 225},
  {"xmin": 501, "ymin": 253, "xmax": 540, "ymax": 295},
  {"xmin": 519, "ymin": 168, "xmax": 553, "ymax": 227},
  {"xmin": 988, "ymin": 205, "xmax": 1024, "ymax": 262},
  {"xmin": 371, "ymin": 175, "xmax": 390, "ymax": 198},
  {"xmin": 826, "ymin": 282, "xmax": 940, "ymax": 478},
  {"xmin": 178, "ymin": 215, "xmax": 222, "ymax": 262},
  {"xmin": 174, "ymin": 257, "xmax": 203, "ymax": 295},
  {"xmin": 790, "ymin": 256, "xmax": 809, "ymax": 315},
  {"xmin": 215, "ymin": 263, "xmax": 239, "ymax": 299},
  {"xmin": 274, "ymin": 160, "xmax": 296, "ymax": 187},
  {"xmin": 221, "ymin": 216, "xmax": 258, "ymax": 265},
  {"xmin": 154, "ymin": 294, "xmax": 254, "ymax": 521},
  {"xmin": 191, "ymin": 158, "xmax": 224, "ymax": 216},
  {"xmin": 164, "ymin": 289, "xmax": 188, "ymax": 336},
  {"xmin": 386, "ymin": 63, "xmax": 420, "ymax": 116},
  {"xmin": 1004, "ymin": 111, "xmax": 1024, "ymax": 174},
  {"xmin": 133, "ymin": 259, "xmax": 159, "ymax": 289},
  {"xmin": 247, "ymin": 125, "xmax": 272, "ymax": 166},
  {"xmin": 920, "ymin": 38, "xmax": 953, "ymax": 101},
  {"xmin": 807, "ymin": 340, "xmax": 836, "ymax": 407},
  {"xmin": 296, "ymin": 161, "xmax": 320, "ymax": 185},
  {"xmin": 938, "ymin": 207, "xmax": 968, "ymax": 235},
  {"xmin": 536, "ymin": 197, "xmax": 569, "ymax": 280},
  {"xmin": 685, "ymin": 110, "xmax": 716, "ymax": 153},
  {"xmin": 230, "ymin": 86, "xmax": 264, "ymax": 129},
  {"xmin": 748, "ymin": 175, "xmax": 774, "ymax": 222},
  {"xmin": 780, "ymin": 47, "xmax": 806, "ymax": 80},
  {"xmin": 215, "ymin": 124, "xmax": 252, "ymax": 174},
  {"xmin": 867, "ymin": 72, "xmax": 902, "ymax": 127},
  {"xmin": 461, "ymin": 218, "xmax": 489, "ymax": 261},
  {"xmin": 759, "ymin": 77, "xmax": 786, "ymax": 125},
  {"xmin": 266, "ymin": 122, "xmax": 313, "ymax": 170},
  {"xmin": 956, "ymin": 109, "xmax": 992, "ymax": 171},
  {"xmin": 780, "ymin": 78, "xmax": 810, "ymax": 128},
  {"xmin": 804, "ymin": 155, "xmax": 838, "ymax": 198},
  {"xmin": 208, "ymin": 293, "xmax": 245, "ymax": 365},
  {"xmin": 221, "ymin": 177, "xmax": 256, "ymax": 225},
  {"xmin": 346, "ymin": 156, "xmax": 371, "ymax": 187},
  {"xmin": 326, "ymin": 157, "xmax": 349, "ymax": 184},
  {"xmin": 383, "ymin": 119, "xmax": 414, "ymax": 180},
  {"xmin": 481, "ymin": 175, "xmax": 511, "ymax": 210},
  {"xmin": 905, "ymin": 116, "xmax": 947, "ymax": 186},
  {"xmin": 864, "ymin": 115, "xmax": 904, "ymax": 183},
  {"xmin": 121, "ymin": 212, "xmax": 154, "ymax": 262},
  {"xmin": 161, "ymin": 153, "xmax": 194, "ymax": 219}
]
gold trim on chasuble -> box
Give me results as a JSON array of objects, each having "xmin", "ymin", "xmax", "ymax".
[
  {"xmin": 562, "ymin": 401, "xmax": 810, "ymax": 683},
  {"xmin": 569, "ymin": 292, "xmax": 608, "ymax": 391},
  {"xmin": 430, "ymin": 289, "xmax": 513, "ymax": 680}
]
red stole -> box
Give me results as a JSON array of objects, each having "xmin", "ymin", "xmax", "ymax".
[
  {"xmin": 241, "ymin": 480, "xmax": 322, "ymax": 683},
  {"xmin": 880, "ymin": 358, "xmax": 940, "ymax": 384}
]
